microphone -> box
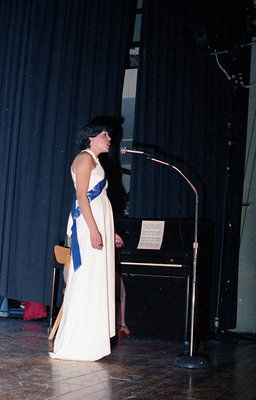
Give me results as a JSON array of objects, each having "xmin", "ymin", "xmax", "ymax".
[{"xmin": 120, "ymin": 147, "xmax": 145, "ymax": 155}]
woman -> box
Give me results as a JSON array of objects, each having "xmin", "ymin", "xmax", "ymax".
[{"xmin": 49, "ymin": 119, "xmax": 120, "ymax": 361}]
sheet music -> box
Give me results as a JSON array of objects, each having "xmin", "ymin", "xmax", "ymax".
[{"xmin": 137, "ymin": 220, "xmax": 165, "ymax": 250}]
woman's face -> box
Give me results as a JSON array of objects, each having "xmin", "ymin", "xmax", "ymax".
[{"xmin": 90, "ymin": 131, "xmax": 111, "ymax": 154}]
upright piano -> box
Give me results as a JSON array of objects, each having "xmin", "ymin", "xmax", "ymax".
[
  {"xmin": 115, "ymin": 218, "xmax": 214, "ymax": 341},
  {"xmin": 115, "ymin": 218, "xmax": 192, "ymax": 341}
]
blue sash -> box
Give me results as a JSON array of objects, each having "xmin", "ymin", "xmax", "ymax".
[{"xmin": 71, "ymin": 175, "xmax": 106, "ymax": 271}]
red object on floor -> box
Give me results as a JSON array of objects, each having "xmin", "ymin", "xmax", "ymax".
[{"xmin": 23, "ymin": 302, "xmax": 47, "ymax": 320}]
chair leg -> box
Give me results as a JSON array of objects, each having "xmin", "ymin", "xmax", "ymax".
[
  {"xmin": 49, "ymin": 267, "xmax": 57, "ymax": 330},
  {"xmin": 48, "ymin": 304, "xmax": 63, "ymax": 340}
]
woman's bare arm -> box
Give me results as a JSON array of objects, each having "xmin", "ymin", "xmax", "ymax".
[{"xmin": 72, "ymin": 152, "xmax": 103, "ymax": 249}]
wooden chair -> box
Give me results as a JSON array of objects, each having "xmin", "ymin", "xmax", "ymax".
[{"xmin": 48, "ymin": 245, "xmax": 71, "ymax": 340}]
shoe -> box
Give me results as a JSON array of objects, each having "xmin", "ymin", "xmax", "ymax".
[{"xmin": 117, "ymin": 326, "xmax": 133, "ymax": 340}]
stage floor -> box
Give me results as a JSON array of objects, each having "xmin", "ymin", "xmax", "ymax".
[{"xmin": 0, "ymin": 318, "xmax": 256, "ymax": 399}]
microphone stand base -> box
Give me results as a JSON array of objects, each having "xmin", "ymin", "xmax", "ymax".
[{"xmin": 173, "ymin": 354, "xmax": 210, "ymax": 369}]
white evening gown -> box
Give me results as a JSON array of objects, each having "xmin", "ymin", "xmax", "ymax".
[{"xmin": 50, "ymin": 149, "xmax": 115, "ymax": 361}]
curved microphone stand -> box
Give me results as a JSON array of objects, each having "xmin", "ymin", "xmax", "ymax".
[
  {"xmin": 122, "ymin": 148, "xmax": 210, "ymax": 369},
  {"xmin": 146, "ymin": 156, "xmax": 209, "ymax": 368}
]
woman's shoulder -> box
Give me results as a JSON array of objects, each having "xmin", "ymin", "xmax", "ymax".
[{"xmin": 71, "ymin": 150, "xmax": 95, "ymax": 173}]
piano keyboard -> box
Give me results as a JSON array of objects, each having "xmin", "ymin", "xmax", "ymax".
[{"xmin": 120, "ymin": 261, "xmax": 182, "ymax": 268}]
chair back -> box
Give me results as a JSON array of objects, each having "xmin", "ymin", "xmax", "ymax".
[{"xmin": 54, "ymin": 245, "xmax": 71, "ymax": 266}]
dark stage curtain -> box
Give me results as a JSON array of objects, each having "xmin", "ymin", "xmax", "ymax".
[
  {"xmin": 129, "ymin": 0, "xmax": 251, "ymax": 329},
  {"xmin": 0, "ymin": 0, "xmax": 136, "ymax": 304}
]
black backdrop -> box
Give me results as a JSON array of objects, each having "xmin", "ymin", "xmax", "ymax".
[
  {"xmin": 129, "ymin": 0, "xmax": 251, "ymax": 329},
  {"xmin": 0, "ymin": 0, "xmax": 136, "ymax": 304},
  {"xmin": 0, "ymin": 0, "xmax": 252, "ymax": 331}
]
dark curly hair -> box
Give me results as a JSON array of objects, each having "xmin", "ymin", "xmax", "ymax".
[{"xmin": 76, "ymin": 117, "xmax": 114, "ymax": 150}]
